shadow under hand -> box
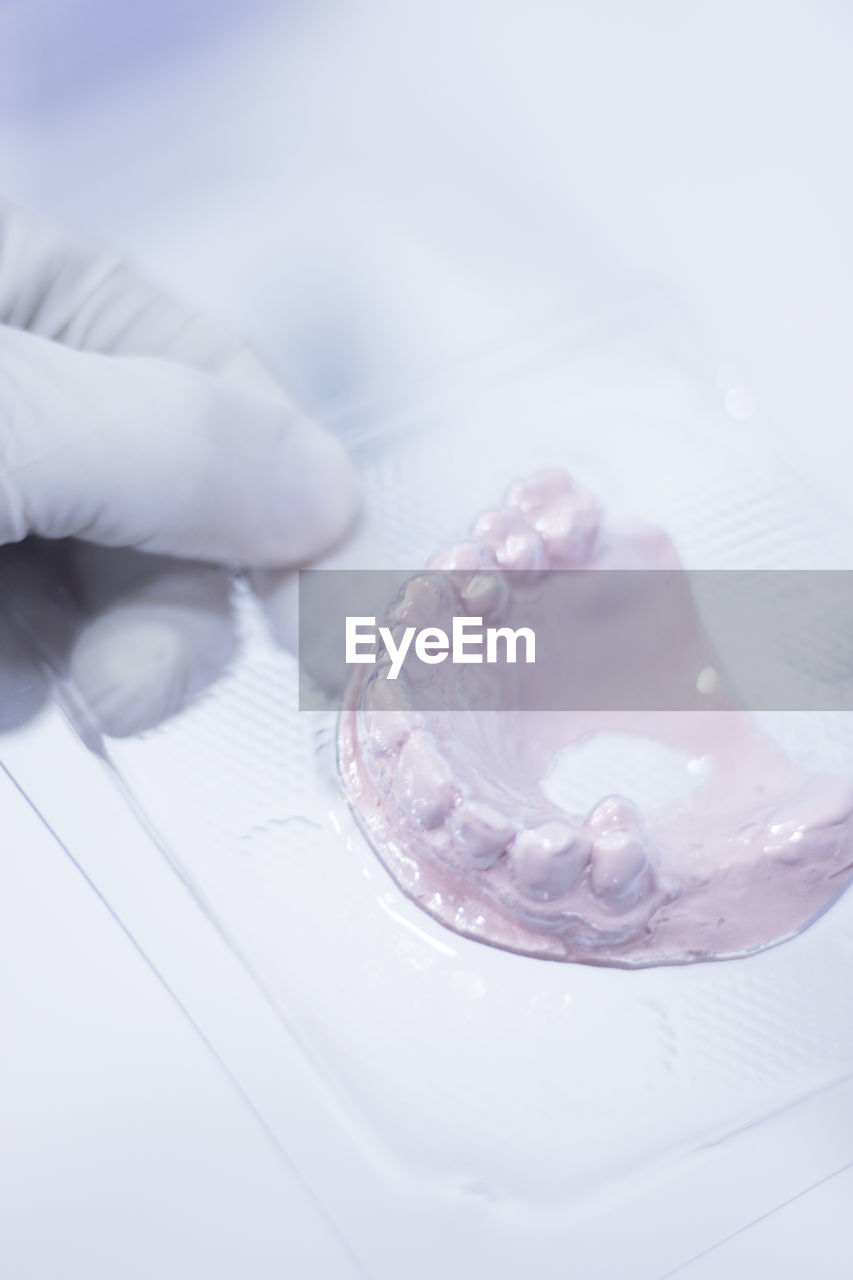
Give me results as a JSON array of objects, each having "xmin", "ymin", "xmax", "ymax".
[{"xmin": 0, "ymin": 538, "xmax": 237, "ymax": 740}]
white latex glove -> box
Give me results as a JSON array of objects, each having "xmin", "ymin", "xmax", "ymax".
[{"xmin": 0, "ymin": 199, "xmax": 360, "ymax": 736}]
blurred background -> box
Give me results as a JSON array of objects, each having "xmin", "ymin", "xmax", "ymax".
[
  {"xmin": 3, "ymin": 0, "xmax": 853, "ymax": 479},
  {"xmin": 2, "ymin": 2, "xmax": 853, "ymax": 1276}
]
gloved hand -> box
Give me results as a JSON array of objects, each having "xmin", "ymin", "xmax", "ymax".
[{"xmin": 0, "ymin": 199, "xmax": 360, "ymax": 737}]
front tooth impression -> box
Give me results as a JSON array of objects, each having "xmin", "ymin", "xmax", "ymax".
[
  {"xmin": 509, "ymin": 821, "xmax": 590, "ymax": 901},
  {"xmin": 586, "ymin": 794, "xmax": 643, "ymax": 835},
  {"xmin": 590, "ymin": 827, "xmax": 653, "ymax": 907},
  {"xmin": 394, "ymin": 730, "xmax": 457, "ymax": 830},
  {"xmin": 339, "ymin": 469, "xmax": 853, "ymax": 967},
  {"xmin": 505, "ymin": 470, "xmax": 600, "ymax": 562},
  {"xmin": 460, "ymin": 571, "xmax": 508, "ymax": 618},
  {"xmin": 389, "ymin": 574, "xmax": 453, "ymax": 628},
  {"xmin": 450, "ymin": 801, "xmax": 515, "ymax": 869},
  {"xmin": 471, "ymin": 510, "xmax": 544, "ymax": 570},
  {"xmin": 362, "ymin": 675, "xmax": 415, "ymax": 755}
]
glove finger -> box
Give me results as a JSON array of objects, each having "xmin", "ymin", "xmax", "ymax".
[
  {"xmin": 0, "ymin": 324, "xmax": 360, "ymax": 566},
  {"xmin": 67, "ymin": 543, "xmax": 237, "ymax": 738}
]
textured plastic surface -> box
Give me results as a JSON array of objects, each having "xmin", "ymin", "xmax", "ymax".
[{"xmin": 6, "ymin": 314, "xmax": 853, "ymax": 1273}]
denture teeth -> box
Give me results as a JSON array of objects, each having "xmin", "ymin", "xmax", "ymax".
[
  {"xmin": 388, "ymin": 573, "xmax": 454, "ymax": 629},
  {"xmin": 505, "ymin": 470, "xmax": 600, "ymax": 563},
  {"xmin": 499, "ymin": 530, "xmax": 545, "ymax": 570},
  {"xmin": 585, "ymin": 794, "xmax": 642, "ymax": 834},
  {"xmin": 341, "ymin": 467, "xmax": 853, "ymax": 965},
  {"xmin": 394, "ymin": 730, "xmax": 457, "ymax": 830},
  {"xmin": 450, "ymin": 801, "xmax": 515, "ymax": 869},
  {"xmin": 471, "ymin": 509, "xmax": 519, "ymax": 547},
  {"xmin": 589, "ymin": 828, "xmax": 653, "ymax": 907},
  {"xmin": 428, "ymin": 541, "xmax": 495, "ymax": 572},
  {"xmin": 426, "ymin": 541, "xmax": 506, "ymax": 618},
  {"xmin": 459, "ymin": 571, "xmax": 508, "ymax": 619},
  {"xmin": 509, "ymin": 821, "xmax": 590, "ymax": 901},
  {"xmin": 383, "ymin": 575, "xmax": 453, "ymax": 690},
  {"xmin": 361, "ymin": 675, "xmax": 416, "ymax": 755},
  {"xmin": 471, "ymin": 510, "xmax": 545, "ymax": 571},
  {"xmin": 533, "ymin": 494, "xmax": 600, "ymax": 562}
]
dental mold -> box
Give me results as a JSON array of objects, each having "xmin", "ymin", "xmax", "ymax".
[{"xmin": 339, "ymin": 472, "xmax": 853, "ymax": 966}]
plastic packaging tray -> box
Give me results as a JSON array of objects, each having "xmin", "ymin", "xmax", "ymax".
[{"xmin": 4, "ymin": 303, "xmax": 853, "ymax": 1278}]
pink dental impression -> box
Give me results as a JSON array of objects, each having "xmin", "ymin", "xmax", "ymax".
[{"xmin": 338, "ymin": 471, "xmax": 853, "ymax": 966}]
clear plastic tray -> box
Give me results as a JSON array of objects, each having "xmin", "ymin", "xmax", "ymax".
[{"xmin": 4, "ymin": 301, "xmax": 853, "ymax": 1278}]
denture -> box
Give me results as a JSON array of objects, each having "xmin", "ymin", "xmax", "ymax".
[{"xmin": 338, "ymin": 471, "xmax": 853, "ymax": 966}]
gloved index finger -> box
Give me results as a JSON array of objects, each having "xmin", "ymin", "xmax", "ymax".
[{"xmin": 0, "ymin": 324, "xmax": 360, "ymax": 567}]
